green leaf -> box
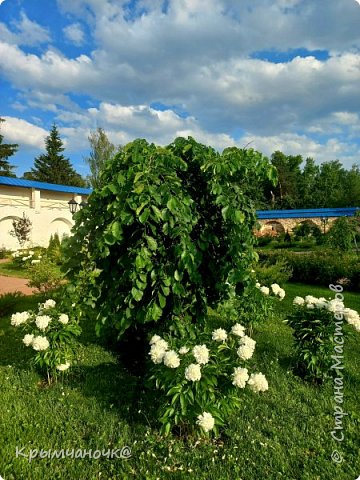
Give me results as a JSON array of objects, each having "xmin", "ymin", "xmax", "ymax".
[
  {"xmin": 166, "ymin": 197, "xmax": 177, "ymax": 214},
  {"xmin": 158, "ymin": 293, "xmax": 166, "ymax": 308},
  {"xmin": 139, "ymin": 208, "xmax": 150, "ymax": 224},
  {"xmin": 131, "ymin": 287, "xmax": 143, "ymax": 302},
  {"xmin": 146, "ymin": 236, "xmax": 158, "ymax": 251},
  {"xmin": 111, "ymin": 221, "xmax": 122, "ymax": 240}
]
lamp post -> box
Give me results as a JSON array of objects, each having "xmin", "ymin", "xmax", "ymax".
[
  {"xmin": 321, "ymin": 216, "xmax": 328, "ymax": 234},
  {"xmin": 68, "ymin": 198, "xmax": 88, "ymax": 215}
]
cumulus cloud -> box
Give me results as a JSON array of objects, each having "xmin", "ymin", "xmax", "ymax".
[
  {"xmin": 1, "ymin": 117, "xmax": 48, "ymax": 150},
  {"xmin": 63, "ymin": 23, "xmax": 85, "ymax": 46},
  {"xmin": 0, "ymin": 0, "xmax": 359, "ymax": 166},
  {"xmin": 0, "ymin": 11, "xmax": 50, "ymax": 46}
]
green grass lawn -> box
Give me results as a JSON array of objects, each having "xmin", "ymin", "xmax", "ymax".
[
  {"xmin": 0, "ymin": 285, "xmax": 359, "ymax": 479},
  {"xmin": 0, "ymin": 261, "xmax": 31, "ymax": 279}
]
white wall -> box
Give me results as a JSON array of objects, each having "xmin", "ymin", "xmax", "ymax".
[{"xmin": 0, "ymin": 185, "xmax": 88, "ymax": 250}]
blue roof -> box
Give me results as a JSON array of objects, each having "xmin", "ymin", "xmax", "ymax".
[
  {"xmin": 256, "ymin": 207, "xmax": 360, "ymax": 219},
  {"xmin": 0, "ymin": 176, "xmax": 92, "ymax": 195}
]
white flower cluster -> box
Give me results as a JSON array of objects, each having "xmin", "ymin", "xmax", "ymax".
[
  {"xmin": 232, "ymin": 367, "xmax": 249, "ymax": 388},
  {"xmin": 11, "ymin": 311, "xmax": 30, "ymax": 327},
  {"xmin": 56, "ymin": 362, "xmax": 71, "ymax": 371},
  {"xmin": 237, "ymin": 335, "xmax": 256, "ymax": 360},
  {"xmin": 149, "ymin": 335, "xmax": 169, "ymax": 364},
  {"xmin": 23, "ymin": 334, "xmax": 49, "ymax": 351},
  {"xmin": 31, "ymin": 335, "xmax": 50, "ymax": 351},
  {"xmin": 247, "ymin": 373, "xmax": 269, "ymax": 393},
  {"xmin": 43, "ymin": 299, "xmax": 56, "ymax": 309},
  {"xmin": 185, "ymin": 363, "xmax": 202, "ymax": 382},
  {"xmin": 12, "ymin": 250, "xmax": 42, "ymax": 263},
  {"xmin": 163, "ymin": 350, "xmax": 180, "ymax": 368},
  {"xmin": 342, "ymin": 308, "xmax": 360, "ymax": 331},
  {"xmin": 293, "ymin": 294, "xmax": 360, "ymax": 332},
  {"xmin": 196, "ymin": 412, "xmax": 215, "ymax": 432},
  {"xmin": 59, "ymin": 314, "xmax": 69, "ymax": 325},
  {"xmin": 212, "ymin": 328, "xmax": 228, "ymax": 342},
  {"xmin": 35, "ymin": 315, "xmax": 52, "ymax": 331},
  {"xmin": 192, "ymin": 345, "xmax": 209, "ymax": 365},
  {"xmin": 256, "ymin": 282, "xmax": 285, "ymax": 300}
]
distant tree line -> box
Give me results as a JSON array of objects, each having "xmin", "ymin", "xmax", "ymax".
[{"xmin": 1, "ymin": 116, "xmax": 360, "ymax": 207}]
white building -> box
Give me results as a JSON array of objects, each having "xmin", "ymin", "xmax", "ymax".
[{"xmin": 0, "ymin": 176, "xmax": 91, "ymax": 250}]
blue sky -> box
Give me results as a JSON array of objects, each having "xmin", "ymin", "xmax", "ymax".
[{"xmin": 1, "ymin": 0, "xmax": 360, "ymax": 177}]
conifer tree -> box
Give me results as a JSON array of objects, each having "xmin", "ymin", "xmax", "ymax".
[
  {"xmin": 0, "ymin": 117, "xmax": 18, "ymax": 177},
  {"xmin": 24, "ymin": 124, "xmax": 85, "ymax": 187}
]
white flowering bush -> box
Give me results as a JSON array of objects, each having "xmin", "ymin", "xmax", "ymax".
[
  {"xmin": 12, "ymin": 248, "xmax": 43, "ymax": 268},
  {"xmin": 217, "ymin": 281, "xmax": 285, "ymax": 334},
  {"xmin": 147, "ymin": 325, "xmax": 268, "ymax": 437},
  {"xmin": 10, "ymin": 299, "xmax": 81, "ymax": 382},
  {"xmin": 285, "ymin": 291, "xmax": 360, "ymax": 382}
]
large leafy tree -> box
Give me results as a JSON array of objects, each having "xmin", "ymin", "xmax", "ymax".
[
  {"xmin": 0, "ymin": 117, "xmax": 18, "ymax": 177},
  {"xmin": 270, "ymin": 151, "xmax": 303, "ymax": 209},
  {"xmin": 24, "ymin": 124, "xmax": 86, "ymax": 187},
  {"xmin": 84, "ymin": 127, "xmax": 118, "ymax": 189}
]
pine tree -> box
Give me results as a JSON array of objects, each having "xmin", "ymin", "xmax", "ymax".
[
  {"xmin": 0, "ymin": 117, "xmax": 18, "ymax": 177},
  {"xmin": 24, "ymin": 124, "xmax": 86, "ymax": 187}
]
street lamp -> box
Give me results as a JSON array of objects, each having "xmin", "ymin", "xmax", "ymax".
[
  {"xmin": 321, "ymin": 216, "xmax": 328, "ymax": 234},
  {"xmin": 68, "ymin": 199, "xmax": 88, "ymax": 214}
]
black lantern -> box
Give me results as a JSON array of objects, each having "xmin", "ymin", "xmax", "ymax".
[{"xmin": 68, "ymin": 198, "xmax": 79, "ymax": 214}]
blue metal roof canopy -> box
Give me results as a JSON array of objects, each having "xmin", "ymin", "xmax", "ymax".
[
  {"xmin": 0, "ymin": 176, "xmax": 92, "ymax": 195},
  {"xmin": 256, "ymin": 207, "xmax": 360, "ymax": 219}
]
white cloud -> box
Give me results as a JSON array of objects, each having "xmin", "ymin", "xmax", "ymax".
[
  {"xmin": 0, "ymin": 11, "xmax": 50, "ymax": 46},
  {"xmin": 1, "ymin": 117, "xmax": 48, "ymax": 150},
  {"xmin": 63, "ymin": 23, "xmax": 85, "ymax": 46}
]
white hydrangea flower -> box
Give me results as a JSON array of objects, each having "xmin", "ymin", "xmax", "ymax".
[
  {"xmin": 255, "ymin": 282, "xmax": 261, "ymax": 288},
  {"xmin": 306, "ymin": 304, "xmax": 315, "ymax": 309},
  {"xmin": 56, "ymin": 362, "xmax": 71, "ymax": 371},
  {"xmin": 260, "ymin": 286, "xmax": 269, "ymax": 295},
  {"xmin": 293, "ymin": 296, "xmax": 305, "ymax": 306},
  {"xmin": 32, "ymin": 336, "xmax": 50, "ymax": 351},
  {"xmin": 59, "ymin": 314, "xmax": 69, "ymax": 325},
  {"xmin": 271, "ymin": 283, "xmax": 281, "ymax": 295},
  {"xmin": 22, "ymin": 334, "xmax": 34, "ymax": 347},
  {"xmin": 185, "ymin": 363, "xmax": 201, "ymax": 382},
  {"xmin": 232, "ymin": 367, "xmax": 249, "ymax": 388},
  {"xmin": 179, "ymin": 346, "xmax": 189, "ymax": 355},
  {"xmin": 35, "ymin": 315, "xmax": 51, "ymax": 331},
  {"xmin": 163, "ymin": 350, "xmax": 180, "ymax": 368},
  {"xmin": 43, "ymin": 299, "xmax": 56, "ymax": 309},
  {"xmin": 231, "ymin": 323, "xmax": 246, "ymax": 337},
  {"xmin": 192, "ymin": 345, "xmax": 209, "ymax": 365},
  {"xmin": 149, "ymin": 334, "xmax": 162, "ymax": 345},
  {"xmin": 237, "ymin": 336, "xmax": 256, "ymax": 360},
  {"xmin": 237, "ymin": 344, "xmax": 255, "ymax": 360},
  {"xmin": 212, "ymin": 328, "xmax": 228, "ymax": 342},
  {"xmin": 155, "ymin": 339, "xmax": 169, "ymax": 351},
  {"xmin": 196, "ymin": 412, "xmax": 215, "ymax": 432},
  {"xmin": 149, "ymin": 343, "xmax": 167, "ymax": 364},
  {"xmin": 327, "ymin": 299, "xmax": 344, "ymax": 313},
  {"xmin": 278, "ymin": 288, "xmax": 285, "ymax": 300},
  {"xmin": 247, "ymin": 373, "xmax": 269, "ymax": 393},
  {"xmin": 31, "ymin": 259, "xmax": 40, "ymax": 264},
  {"xmin": 11, "ymin": 311, "xmax": 30, "ymax": 327}
]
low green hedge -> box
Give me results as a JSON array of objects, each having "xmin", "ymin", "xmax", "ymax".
[{"xmin": 258, "ymin": 249, "xmax": 360, "ymax": 291}]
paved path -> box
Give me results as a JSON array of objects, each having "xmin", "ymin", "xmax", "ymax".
[{"xmin": 0, "ymin": 275, "xmax": 35, "ymax": 295}]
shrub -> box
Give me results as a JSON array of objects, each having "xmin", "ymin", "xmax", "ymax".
[
  {"xmin": 217, "ymin": 282, "xmax": 285, "ymax": 334},
  {"xmin": 256, "ymin": 235, "xmax": 273, "ymax": 247},
  {"xmin": 0, "ymin": 246, "xmax": 11, "ymax": 259},
  {"xmin": 147, "ymin": 325, "xmax": 268, "ymax": 436},
  {"xmin": 293, "ymin": 221, "xmax": 322, "ymax": 241},
  {"xmin": 0, "ymin": 291, "xmax": 25, "ymax": 317},
  {"xmin": 47, "ymin": 233, "xmax": 63, "ymax": 265},
  {"xmin": 27, "ymin": 257, "xmax": 63, "ymax": 293},
  {"xmin": 325, "ymin": 217, "xmax": 357, "ymax": 251},
  {"xmin": 255, "ymin": 258, "xmax": 292, "ymax": 285},
  {"xmin": 10, "ymin": 298, "xmax": 81, "ymax": 383},
  {"xmin": 9, "ymin": 212, "xmax": 32, "ymax": 247},
  {"xmin": 285, "ymin": 290, "xmax": 360, "ymax": 383},
  {"xmin": 12, "ymin": 248, "xmax": 44, "ymax": 268},
  {"xmin": 63, "ymin": 137, "xmax": 277, "ymax": 340}
]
